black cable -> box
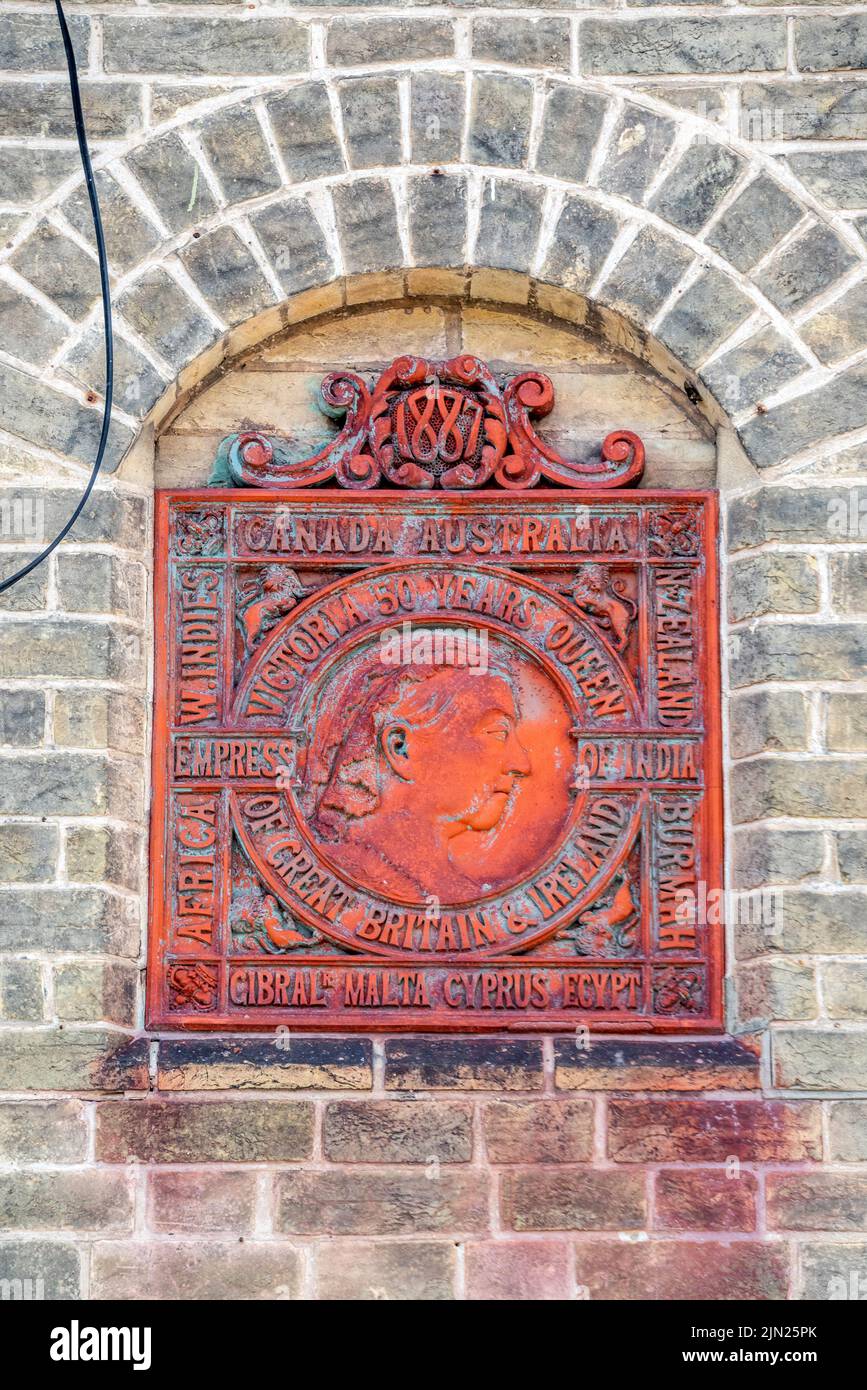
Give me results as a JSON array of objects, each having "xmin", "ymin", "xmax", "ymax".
[{"xmin": 0, "ymin": 0, "xmax": 113, "ymax": 596}]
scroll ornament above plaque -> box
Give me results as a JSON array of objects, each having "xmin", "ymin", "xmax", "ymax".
[{"xmin": 209, "ymin": 355, "xmax": 645, "ymax": 492}]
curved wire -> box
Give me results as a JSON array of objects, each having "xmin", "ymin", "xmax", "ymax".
[{"xmin": 0, "ymin": 0, "xmax": 114, "ymax": 596}]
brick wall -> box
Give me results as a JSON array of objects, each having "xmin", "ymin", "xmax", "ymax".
[{"xmin": 0, "ymin": 1, "xmax": 866, "ymax": 1301}]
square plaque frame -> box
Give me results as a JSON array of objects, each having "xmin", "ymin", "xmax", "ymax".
[{"xmin": 148, "ymin": 487, "xmax": 722, "ymax": 1033}]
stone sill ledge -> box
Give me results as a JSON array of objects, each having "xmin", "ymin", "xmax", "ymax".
[{"xmin": 146, "ymin": 1034, "xmax": 761, "ymax": 1094}]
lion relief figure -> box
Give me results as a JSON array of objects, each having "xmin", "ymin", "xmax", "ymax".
[{"xmin": 568, "ymin": 564, "xmax": 636, "ymax": 652}]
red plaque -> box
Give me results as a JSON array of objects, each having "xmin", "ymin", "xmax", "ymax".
[{"xmin": 148, "ymin": 358, "xmax": 722, "ymax": 1031}]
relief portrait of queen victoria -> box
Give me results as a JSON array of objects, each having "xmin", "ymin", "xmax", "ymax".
[{"xmin": 301, "ymin": 632, "xmax": 573, "ymax": 904}]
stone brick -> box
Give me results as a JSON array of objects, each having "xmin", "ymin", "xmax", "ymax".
[
  {"xmin": 829, "ymin": 1101, "xmax": 867, "ymax": 1160},
  {"xmin": 701, "ymin": 325, "xmax": 809, "ymax": 416},
  {"xmin": 581, "ymin": 18, "xmax": 787, "ymax": 76},
  {"xmin": 573, "ymin": 1239, "xmax": 788, "ymax": 1301},
  {"xmin": 0, "ymin": 1240, "xmax": 81, "ymax": 1302},
  {"xmin": 598, "ymin": 108, "xmax": 676, "ymax": 201},
  {"xmin": 385, "ymin": 1038, "xmax": 543, "ymax": 1091},
  {"xmin": 468, "ymin": 74, "xmax": 533, "ymax": 168},
  {"xmin": 409, "ymin": 174, "xmax": 467, "ymax": 268},
  {"xmin": 92, "ymin": 1240, "xmax": 301, "ymax": 1301},
  {"xmin": 315, "ymin": 1240, "xmax": 455, "ymax": 1300},
  {"xmin": 0, "ymin": 757, "xmax": 141, "ymax": 822},
  {"xmin": 250, "ymin": 199, "xmax": 335, "ymax": 297},
  {"xmin": 483, "ymin": 1099, "xmax": 594, "ymax": 1163},
  {"xmin": 127, "ymin": 133, "xmax": 216, "ymax": 241},
  {"xmin": 799, "ymin": 1242, "xmax": 867, "ymax": 1301},
  {"xmin": 838, "ymin": 831, "xmax": 867, "ymax": 883},
  {"xmin": 0, "ymin": 363, "xmax": 133, "ymax": 471},
  {"xmin": 61, "ymin": 324, "xmax": 167, "ymax": 419},
  {"xmin": 826, "ymin": 692, "xmax": 867, "ymax": 753},
  {"xmin": 0, "ymin": 13, "xmax": 90, "ymax": 72},
  {"xmin": 0, "ymin": 756, "xmax": 123, "ymax": 817},
  {"xmin": 465, "ymin": 1240, "xmax": 571, "ymax": 1301},
  {"xmin": 598, "ymin": 226, "xmax": 694, "ymax": 323},
  {"xmin": 54, "ymin": 691, "xmax": 146, "ymax": 754},
  {"xmin": 473, "ymin": 16, "xmax": 569, "ymax": 70},
  {"xmin": 541, "ymin": 193, "xmax": 621, "ymax": 294},
  {"xmin": 731, "ymin": 826, "xmax": 824, "ymax": 888},
  {"xmin": 338, "ymin": 76, "xmax": 401, "ymax": 169},
  {"xmin": 63, "ymin": 168, "xmax": 162, "ymax": 276},
  {"xmin": 48, "ymin": 491, "xmax": 147, "ymax": 551},
  {"xmin": 705, "ymin": 174, "xmax": 803, "ymax": 272},
  {"xmin": 56, "ymin": 552, "xmax": 145, "ymax": 619},
  {"xmin": 324, "ymin": 1100, "xmax": 472, "ymax": 1163},
  {"xmin": 502, "ymin": 1169, "xmax": 646, "ymax": 1231},
  {"xmin": 266, "ymin": 83, "xmax": 344, "ymax": 183},
  {"xmin": 657, "ymin": 267, "xmax": 754, "ymax": 368},
  {"xmin": 830, "ymin": 552, "xmax": 867, "ymax": 616},
  {"xmin": 157, "ymin": 1037, "xmax": 372, "ymax": 1091},
  {"xmin": 11, "ymin": 221, "xmax": 98, "ymax": 323},
  {"xmin": 97, "ymin": 1100, "xmax": 313, "ymax": 1163},
  {"xmin": 148, "ymin": 1171, "xmax": 258, "ymax": 1236},
  {"xmin": 118, "ymin": 268, "xmax": 216, "ymax": 372},
  {"xmin": 0, "ymin": 553, "xmax": 46, "ymax": 611},
  {"xmin": 734, "ymin": 889, "xmax": 867, "ymax": 958},
  {"xmin": 825, "ymin": 962, "xmax": 867, "ymax": 1020},
  {"xmin": 535, "ymin": 84, "xmax": 608, "ymax": 184},
  {"xmin": 741, "ymin": 79, "xmax": 867, "ymax": 141},
  {"xmin": 728, "ymin": 553, "xmax": 819, "ymax": 621},
  {"xmin": 475, "ymin": 179, "xmax": 544, "ymax": 274},
  {"xmin": 276, "ymin": 1168, "xmax": 489, "ymax": 1235},
  {"xmin": 796, "ymin": 16, "xmax": 867, "ymax": 73},
  {"xmin": 0, "ymin": 1031, "xmax": 147, "ymax": 1092},
  {"xmin": 331, "ymin": 179, "xmax": 402, "ymax": 275},
  {"xmin": 104, "ymin": 17, "xmax": 308, "ymax": 76},
  {"xmin": 197, "ymin": 104, "xmax": 281, "ymax": 204},
  {"xmin": 53, "ymin": 960, "xmax": 138, "ymax": 1027},
  {"xmin": 0, "ymin": 278, "xmax": 66, "ymax": 367},
  {"xmin": 732, "ymin": 959, "xmax": 818, "ymax": 1030},
  {"xmin": 802, "ymin": 279, "xmax": 867, "ymax": 367},
  {"xmin": 0, "ymin": 959, "xmax": 43, "ymax": 1022},
  {"xmin": 411, "ymin": 73, "xmax": 465, "ymax": 164},
  {"xmin": 785, "ymin": 151, "xmax": 867, "ymax": 210},
  {"xmin": 642, "ymin": 82, "xmax": 727, "ymax": 122},
  {"xmin": 730, "ymin": 623, "xmax": 865, "ymax": 685},
  {"xmin": 0, "ymin": 148, "xmax": 78, "ymax": 205},
  {"xmin": 755, "ymin": 224, "xmax": 858, "ymax": 315},
  {"xmin": 649, "ymin": 141, "xmax": 745, "ymax": 235},
  {"xmin": 654, "ymin": 1169, "xmax": 757, "ymax": 1232},
  {"xmin": 773, "ymin": 1028, "xmax": 867, "ymax": 1091},
  {"xmin": 728, "ymin": 485, "xmax": 867, "ymax": 549},
  {"xmin": 0, "ymin": 823, "xmax": 57, "ymax": 883},
  {"xmin": 0, "ymin": 1101, "xmax": 86, "ymax": 1163},
  {"xmin": 0, "ymin": 889, "xmax": 138, "ymax": 956},
  {"xmin": 0, "ymin": 689, "xmax": 44, "ymax": 745},
  {"xmin": 126, "ymin": 133, "xmax": 216, "ymax": 235},
  {"xmin": 328, "ymin": 18, "xmax": 452, "ymax": 66},
  {"xmin": 554, "ymin": 1038, "xmax": 761, "ymax": 1091},
  {"xmin": 180, "ymin": 227, "xmax": 276, "ymax": 328},
  {"xmin": 0, "ymin": 80, "xmax": 140, "ymax": 141},
  {"xmin": 0, "ymin": 1170, "xmax": 131, "ymax": 1234},
  {"xmin": 608, "ymin": 1099, "xmax": 821, "ymax": 1162},
  {"xmin": 0, "ymin": 618, "xmax": 143, "ymax": 683}
]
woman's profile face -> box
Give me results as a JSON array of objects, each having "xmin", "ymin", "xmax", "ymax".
[{"xmin": 382, "ymin": 672, "xmax": 530, "ymax": 833}]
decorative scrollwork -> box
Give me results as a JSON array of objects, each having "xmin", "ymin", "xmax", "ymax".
[{"xmin": 209, "ymin": 356, "xmax": 645, "ymax": 491}]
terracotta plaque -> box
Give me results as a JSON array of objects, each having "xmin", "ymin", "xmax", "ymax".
[{"xmin": 148, "ymin": 358, "xmax": 722, "ymax": 1031}]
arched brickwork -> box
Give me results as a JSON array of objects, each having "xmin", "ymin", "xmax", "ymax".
[{"xmin": 2, "ymin": 69, "xmax": 866, "ymax": 479}]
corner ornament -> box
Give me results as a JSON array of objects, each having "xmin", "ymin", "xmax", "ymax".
[{"xmin": 209, "ymin": 355, "xmax": 645, "ymax": 492}]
